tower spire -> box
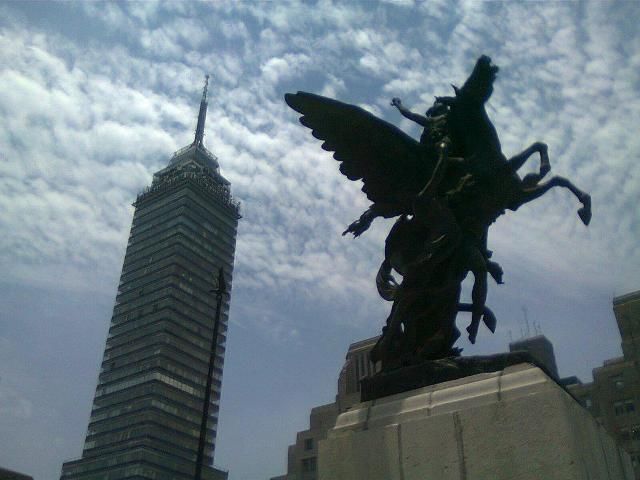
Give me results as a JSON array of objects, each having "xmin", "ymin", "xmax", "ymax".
[{"xmin": 193, "ymin": 74, "xmax": 209, "ymax": 147}]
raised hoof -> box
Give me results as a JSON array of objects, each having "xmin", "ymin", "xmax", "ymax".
[
  {"xmin": 578, "ymin": 195, "xmax": 592, "ymax": 226},
  {"xmin": 483, "ymin": 311, "xmax": 497, "ymax": 333},
  {"xmin": 488, "ymin": 268, "xmax": 503, "ymax": 285},
  {"xmin": 578, "ymin": 208, "xmax": 591, "ymax": 226},
  {"xmin": 466, "ymin": 324, "xmax": 478, "ymax": 344},
  {"xmin": 342, "ymin": 221, "xmax": 367, "ymax": 237},
  {"xmin": 487, "ymin": 261, "xmax": 503, "ymax": 285}
]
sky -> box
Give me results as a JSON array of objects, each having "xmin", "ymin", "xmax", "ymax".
[{"xmin": 0, "ymin": 1, "xmax": 639, "ymax": 479}]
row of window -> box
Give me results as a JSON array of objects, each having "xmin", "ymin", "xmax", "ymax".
[
  {"xmin": 91, "ymin": 385, "xmax": 210, "ymax": 420},
  {"xmin": 120, "ymin": 244, "xmax": 233, "ymax": 296},
  {"xmin": 109, "ymin": 316, "xmax": 195, "ymax": 350},
  {"xmin": 614, "ymin": 399, "xmax": 636, "ymax": 416},
  {"xmin": 113, "ymin": 284, "xmax": 227, "ymax": 328},
  {"xmin": 104, "ymin": 337, "xmax": 217, "ymax": 378},
  {"xmin": 100, "ymin": 355, "xmax": 222, "ymax": 394},
  {"xmin": 121, "ymin": 237, "xmax": 198, "ymax": 276},
  {"xmin": 87, "ymin": 410, "xmax": 203, "ymax": 441},
  {"xmin": 101, "ymin": 339, "xmax": 224, "ymax": 389},
  {"xmin": 301, "ymin": 456, "xmax": 317, "ymax": 472},
  {"xmin": 72, "ymin": 440, "xmax": 209, "ymax": 478},
  {"xmin": 106, "ymin": 314, "xmax": 226, "ymax": 369},
  {"xmin": 126, "ymin": 218, "xmax": 235, "ymax": 263},
  {"xmin": 619, "ymin": 425, "xmax": 640, "ymax": 443},
  {"xmin": 112, "ymin": 292, "xmax": 229, "ymax": 339},
  {"xmin": 138, "ymin": 171, "xmax": 239, "ymax": 219},
  {"xmin": 119, "ymin": 250, "xmax": 231, "ymax": 303},
  {"xmin": 106, "ymin": 316, "xmax": 216, "ymax": 361},
  {"xmin": 95, "ymin": 371, "xmax": 201, "ymax": 398},
  {"xmin": 133, "ymin": 187, "xmax": 237, "ymax": 237}
]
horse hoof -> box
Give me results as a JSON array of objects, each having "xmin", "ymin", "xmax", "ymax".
[
  {"xmin": 578, "ymin": 195, "xmax": 591, "ymax": 225},
  {"xmin": 466, "ymin": 325, "xmax": 478, "ymax": 344},
  {"xmin": 578, "ymin": 208, "xmax": 591, "ymax": 226}
]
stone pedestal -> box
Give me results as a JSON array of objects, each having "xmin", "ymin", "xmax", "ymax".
[{"xmin": 318, "ymin": 364, "xmax": 633, "ymax": 480}]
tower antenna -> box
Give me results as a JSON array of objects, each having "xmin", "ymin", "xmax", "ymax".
[
  {"xmin": 522, "ymin": 305, "xmax": 530, "ymax": 338},
  {"xmin": 194, "ymin": 74, "xmax": 210, "ymax": 147}
]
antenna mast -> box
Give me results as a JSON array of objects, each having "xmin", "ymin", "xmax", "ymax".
[{"xmin": 194, "ymin": 74, "xmax": 210, "ymax": 147}]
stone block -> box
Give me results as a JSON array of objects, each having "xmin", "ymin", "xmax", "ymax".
[{"xmin": 318, "ymin": 364, "xmax": 633, "ymax": 480}]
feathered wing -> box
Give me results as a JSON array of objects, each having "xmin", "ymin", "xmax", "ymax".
[{"xmin": 284, "ymin": 91, "xmax": 434, "ymax": 205}]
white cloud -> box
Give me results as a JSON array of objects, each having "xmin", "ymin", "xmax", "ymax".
[
  {"xmin": 1, "ymin": 2, "xmax": 639, "ymax": 479},
  {"xmin": 1, "ymin": 0, "xmax": 638, "ymax": 353}
]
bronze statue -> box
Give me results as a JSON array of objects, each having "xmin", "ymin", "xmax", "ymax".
[{"xmin": 285, "ymin": 55, "xmax": 591, "ymax": 371}]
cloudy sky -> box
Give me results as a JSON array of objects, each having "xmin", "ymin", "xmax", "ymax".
[{"xmin": 1, "ymin": 1, "xmax": 639, "ymax": 479}]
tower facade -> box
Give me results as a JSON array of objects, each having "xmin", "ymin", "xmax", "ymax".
[{"xmin": 61, "ymin": 79, "xmax": 240, "ymax": 480}]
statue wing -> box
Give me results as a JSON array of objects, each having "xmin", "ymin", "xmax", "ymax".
[{"xmin": 285, "ymin": 91, "xmax": 434, "ymax": 204}]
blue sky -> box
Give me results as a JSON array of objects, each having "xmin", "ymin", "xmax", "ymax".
[{"xmin": 1, "ymin": 1, "xmax": 639, "ymax": 479}]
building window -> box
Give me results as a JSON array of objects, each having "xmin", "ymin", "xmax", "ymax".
[
  {"xmin": 621, "ymin": 429, "xmax": 631, "ymax": 442},
  {"xmin": 583, "ymin": 397, "xmax": 592, "ymax": 409},
  {"xmin": 626, "ymin": 400, "xmax": 636, "ymax": 413},
  {"xmin": 615, "ymin": 401, "xmax": 624, "ymax": 416},
  {"xmin": 302, "ymin": 457, "xmax": 317, "ymax": 472},
  {"xmin": 304, "ymin": 438, "xmax": 313, "ymax": 451},
  {"xmin": 615, "ymin": 399, "xmax": 636, "ymax": 415},
  {"xmin": 612, "ymin": 375, "xmax": 625, "ymax": 390},
  {"xmin": 632, "ymin": 425, "xmax": 640, "ymax": 441}
]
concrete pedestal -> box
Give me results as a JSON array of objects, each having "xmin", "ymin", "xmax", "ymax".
[{"xmin": 318, "ymin": 364, "xmax": 633, "ymax": 480}]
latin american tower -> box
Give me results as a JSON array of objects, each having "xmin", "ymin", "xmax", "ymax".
[{"xmin": 61, "ymin": 77, "xmax": 240, "ymax": 480}]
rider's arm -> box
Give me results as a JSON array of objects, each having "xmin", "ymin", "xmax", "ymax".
[{"xmin": 391, "ymin": 98, "xmax": 427, "ymax": 126}]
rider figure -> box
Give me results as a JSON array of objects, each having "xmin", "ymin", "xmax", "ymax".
[
  {"xmin": 391, "ymin": 97, "xmax": 449, "ymax": 147},
  {"xmin": 391, "ymin": 97, "xmax": 504, "ymax": 344}
]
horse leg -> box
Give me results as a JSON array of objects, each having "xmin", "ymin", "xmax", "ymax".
[
  {"xmin": 508, "ymin": 142, "xmax": 550, "ymax": 179},
  {"xmin": 459, "ymin": 303, "xmax": 497, "ymax": 333},
  {"xmin": 370, "ymin": 301, "xmax": 401, "ymax": 366},
  {"xmin": 511, "ymin": 176, "xmax": 592, "ymax": 225},
  {"xmin": 463, "ymin": 246, "xmax": 489, "ymax": 344}
]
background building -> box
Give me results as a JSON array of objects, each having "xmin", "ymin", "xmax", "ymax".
[
  {"xmin": 509, "ymin": 334, "xmax": 560, "ymax": 379},
  {"xmin": 277, "ymin": 291, "xmax": 640, "ymax": 480},
  {"xmin": 60, "ymin": 79, "xmax": 240, "ymax": 480},
  {"xmin": 280, "ymin": 336, "xmax": 380, "ymax": 480},
  {"xmin": 567, "ymin": 290, "xmax": 640, "ymax": 478},
  {"xmin": 0, "ymin": 466, "xmax": 33, "ymax": 480}
]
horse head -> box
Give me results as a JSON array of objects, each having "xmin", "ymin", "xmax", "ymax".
[{"xmin": 458, "ymin": 55, "xmax": 499, "ymax": 104}]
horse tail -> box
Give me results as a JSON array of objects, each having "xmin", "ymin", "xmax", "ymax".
[{"xmin": 376, "ymin": 259, "xmax": 398, "ymax": 301}]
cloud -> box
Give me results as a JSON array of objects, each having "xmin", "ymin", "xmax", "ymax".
[
  {"xmin": 1, "ymin": 2, "xmax": 640, "ymax": 478},
  {"xmin": 0, "ymin": 384, "xmax": 33, "ymax": 420},
  {"xmin": 0, "ymin": 0, "xmax": 638, "ymax": 342}
]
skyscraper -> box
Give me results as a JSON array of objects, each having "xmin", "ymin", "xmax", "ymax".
[{"xmin": 61, "ymin": 78, "xmax": 240, "ymax": 480}]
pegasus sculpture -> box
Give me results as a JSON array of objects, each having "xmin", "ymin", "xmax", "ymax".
[{"xmin": 285, "ymin": 55, "xmax": 591, "ymax": 371}]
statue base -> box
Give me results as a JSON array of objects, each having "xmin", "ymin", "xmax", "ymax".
[
  {"xmin": 319, "ymin": 364, "xmax": 633, "ymax": 480},
  {"xmin": 361, "ymin": 350, "xmax": 552, "ymax": 402}
]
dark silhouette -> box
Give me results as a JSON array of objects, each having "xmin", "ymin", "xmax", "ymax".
[{"xmin": 285, "ymin": 55, "xmax": 591, "ymax": 371}]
